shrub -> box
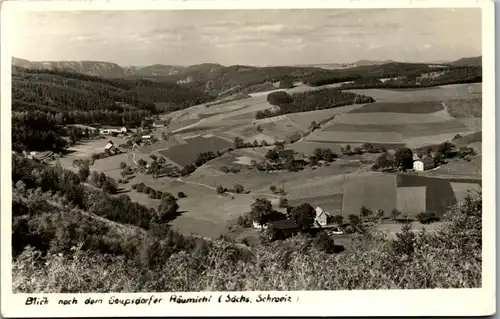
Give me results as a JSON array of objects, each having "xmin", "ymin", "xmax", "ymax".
[
  {"xmin": 278, "ymin": 197, "xmax": 288, "ymax": 208},
  {"xmin": 216, "ymin": 185, "xmax": 226, "ymax": 194},
  {"xmin": 233, "ymin": 184, "xmax": 245, "ymax": 194},
  {"xmin": 416, "ymin": 211, "xmax": 440, "ymax": 224},
  {"xmin": 313, "ymin": 232, "xmax": 336, "ymax": 254},
  {"xmin": 237, "ymin": 213, "xmax": 253, "ymax": 228},
  {"xmin": 135, "ymin": 183, "xmax": 145, "ymax": 192},
  {"xmin": 269, "ymin": 185, "xmax": 277, "ymax": 193},
  {"xmin": 178, "ymin": 192, "xmax": 187, "ymax": 198},
  {"xmin": 390, "ymin": 208, "xmax": 402, "ymax": 220}
]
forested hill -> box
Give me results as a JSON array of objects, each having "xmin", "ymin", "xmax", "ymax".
[
  {"xmin": 12, "ymin": 67, "xmax": 214, "ymax": 152},
  {"xmin": 12, "ymin": 67, "xmax": 214, "ymax": 115}
]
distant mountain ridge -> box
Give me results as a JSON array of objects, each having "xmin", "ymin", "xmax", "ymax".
[
  {"xmin": 12, "ymin": 57, "xmax": 225, "ymax": 79},
  {"xmin": 13, "ymin": 56, "xmax": 481, "ymax": 82},
  {"xmin": 449, "ymin": 56, "xmax": 482, "ymax": 67}
]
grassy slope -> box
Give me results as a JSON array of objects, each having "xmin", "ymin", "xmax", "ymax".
[{"xmin": 12, "ymin": 189, "xmax": 482, "ymax": 292}]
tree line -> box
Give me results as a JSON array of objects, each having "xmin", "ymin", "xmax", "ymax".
[{"xmin": 256, "ymin": 89, "xmax": 375, "ymax": 119}]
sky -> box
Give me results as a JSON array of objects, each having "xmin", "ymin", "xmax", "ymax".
[{"xmin": 11, "ymin": 9, "xmax": 482, "ymax": 67}]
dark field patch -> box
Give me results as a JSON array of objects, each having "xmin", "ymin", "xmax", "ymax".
[
  {"xmin": 289, "ymin": 194, "xmax": 344, "ymax": 215},
  {"xmin": 323, "ymin": 120, "xmax": 468, "ymax": 138},
  {"xmin": 397, "ymin": 175, "xmax": 457, "ymax": 216},
  {"xmin": 159, "ymin": 136, "xmax": 233, "ymax": 167},
  {"xmin": 349, "ymin": 101, "xmax": 444, "ymax": 114}
]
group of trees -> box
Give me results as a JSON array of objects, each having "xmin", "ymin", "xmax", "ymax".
[
  {"xmin": 179, "ymin": 151, "xmax": 221, "ymax": 177},
  {"xmin": 339, "ymin": 66, "xmax": 482, "ymax": 90},
  {"xmin": 12, "ymin": 155, "xmax": 156, "ymax": 229},
  {"xmin": 233, "ymin": 136, "xmax": 272, "ymax": 149},
  {"xmin": 257, "ymin": 89, "xmax": 375, "ymax": 120},
  {"xmin": 309, "ymin": 148, "xmax": 338, "ymax": 165},
  {"xmin": 88, "ymin": 171, "xmax": 118, "ymax": 194},
  {"xmin": 216, "ymin": 183, "xmax": 246, "ymax": 195}
]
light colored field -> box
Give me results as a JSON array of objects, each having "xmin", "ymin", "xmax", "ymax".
[
  {"xmin": 187, "ymin": 160, "xmax": 361, "ymax": 198},
  {"xmin": 322, "ymin": 120, "xmax": 469, "ymax": 139},
  {"xmin": 285, "ymin": 104, "xmax": 365, "ymax": 129},
  {"xmin": 90, "ymin": 153, "xmax": 131, "ymax": 175},
  {"xmin": 137, "ymin": 139, "xmax": 181, "ymax": 154},
  {"xmin": 346, "ymin": 83, "xmax": 482, "ymax": 103},
  {"xmin": 425, "ymin": 155, "xmax": 482, "ymax": 178},
  {"xmin": 306, "ymin": 130, "xmax": 404, "ymax": 144},
  {"xmin": 332, "ymin": 110, "xmax": 454, "ymax": 125},
  {"xmin": 58, "ymin": 137, "xmax": 128, "ymax": 169},
  {"xmin": 450, "ymin": 182, "xmax": 482, "ymax": 203},
  {"xmin": 404, "ymin": 131, "xmax": 473, "ymax": 148},
  {"xmin": 458, "ymin": 118, "xmax": 482, "ymax": 131},
  {"xmin": 396, "ymin": 186, "xmax": 427, "ymax": 216},
  {"xmin": 342, "ymin": 173, "xmax": 397, "ymax": 215}
]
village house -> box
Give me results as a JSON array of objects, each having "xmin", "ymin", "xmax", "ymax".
[
  {"xmin": 104, "ymin": 141, "xmax": 120, "ymax": 155},
  {"xmin": 100, "ymin": 127, "xmax": 128, "ymax": 135},
  {"xmin": 314, "ymin": 207, "xmax": 329, "ymax": 227},
  {"xmin": 153, "ymin": 120, "xmax": 165, "ymax": 128},
  {"xmin": 413, "ymin": 155, "xmax": 434, "ymax": 171}
]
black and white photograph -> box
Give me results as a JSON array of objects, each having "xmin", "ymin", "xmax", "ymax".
[{"xmin": 1, "ymin": 1, "xmax": 495, "ymax": 317}]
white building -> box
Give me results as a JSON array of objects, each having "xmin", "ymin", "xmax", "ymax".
[
  {"xmin": 104, "ymin": 141, "xmax": 114, "ymax": 151},
  {"xmin": 413, "ymin": 156, "xmax": 434, "ymax": 171},
  {"xmin": 315, "ymin": 207, "xmax": 329, "ymax": 227},
  {"xmin": 252, "ymin": 221, "xmax": 268, "ymax": 230}
]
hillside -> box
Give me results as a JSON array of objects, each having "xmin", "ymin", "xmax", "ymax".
[
  {"xmin": 449, "ymin": 56, "xmax": 482, "ymax": 67},
  {"xmin": 11, "ymin": 67, "xmax": 214, "ymax": 151},
  {"xmin": 11, "ymin": 156, "xmax": 482, "ymax": 292},
  {"xmin": 12, "ymin": 57, "xmax": 126, "ymax": 78}
]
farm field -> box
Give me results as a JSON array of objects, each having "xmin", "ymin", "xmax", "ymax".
[
  {"xmin": 345, "ymin": 83, "xmax": 482, "ymax": 103},
  {"xmin": 196, "ymin": 148, "xmax": 267, "ymax": 173},
  {"xmin": 450, "ymin": 182, "xmax": 482, "ymax": 203},
  {"xmin": 403, "ymin": 132, "xmax": 474, "ymax": 149},
  {"xmin": 342, "ymin": 173, "xmax": 397, "ymax": 215},
  {"xmin": 444, "ymin": 98, "xmax": 482, "ymax": 118},
  {"xmin": 332, "ymin": 110, "xmax": 453, "ymax": 125},
  {"xmin": 424, "ymin": 155, "xmax": 482, "ymax": 179},
  {"xmin": 349, "ymin": 101, "xmax": 444, "ymax": 114},
  {"xmin": 396, "ymin": 174, "xmax": 458, "ymax": 217},
  {"xmin": 285, "ymin": 104, "xmax": 365, "ymax": 129},
  {"xmin": 159, "ymin": 135, "xmax": 233, "ymax": 167},
  {"xmin": 57, "ymin": 136, "xmax": 127, "ymax": 168},
  {"xmin": 306, "ymin": 130, "xmax": 405, "ymax": 144},
  {"xmin": 396, "ymin": 186, "xmax": 427, "ymax": 217},
  {"xmin": 322, "ymin": 120, "xmax": 471, "ymax": 138}
]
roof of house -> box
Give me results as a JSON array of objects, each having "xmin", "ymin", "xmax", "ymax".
[{"xmin": 269, "ymin": 219, "xmax": 298, "ymax": 230}]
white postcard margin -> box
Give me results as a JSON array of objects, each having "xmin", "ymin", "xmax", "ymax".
[{"xmin": 0, "ymin": 0, "xmax": 495, "ymax": 317}]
